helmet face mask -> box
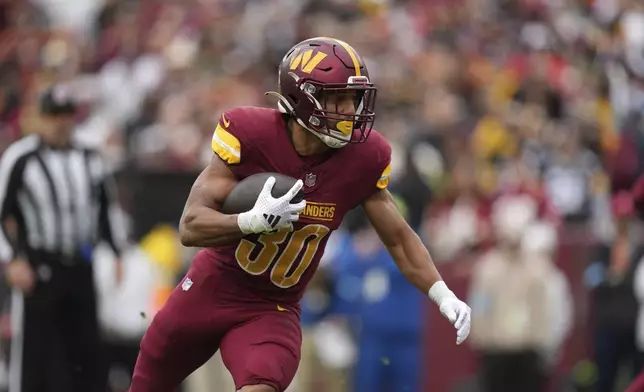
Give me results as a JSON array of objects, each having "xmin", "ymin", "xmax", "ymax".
[{"xmin": 267, "ymin": 38, "xmax": 377, "ymax": 148}]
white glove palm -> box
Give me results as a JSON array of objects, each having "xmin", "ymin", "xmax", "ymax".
[
  {"xmin": 429, "ymin": 281, "xmax": 472, "ymax": 345},
  {"xmin": 237, "ymin": 176, "xmax": 307, "ymax": 234}
]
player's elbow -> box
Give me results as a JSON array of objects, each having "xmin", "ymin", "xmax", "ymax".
[
  {"xmin": 179, "ymin": 232, "xmax": 196, "ymax": 247},
  {"xmin": 178, "ymin": 207, "xmax": 242, "ymax": 248},
  {"xmin": 386, "ymin": 242, "xmax": 414, "ymax": 276},
  {"xmin": 179, "ymin": 211, "xmax": 199, "ymax": 246},
  {"xmin": 387, "ymin": 228, "xmax": 428, "ymax": 275},
  {"xmin": 179, "ymin": 225, "xmax": 197, "ymax": 247},
  {"xmin": 382, "ymin": 223, "xmax": 415, "ymax": 249}
]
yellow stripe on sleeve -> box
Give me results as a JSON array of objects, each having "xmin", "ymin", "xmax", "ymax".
[
  {"xmin": 211, "ymin": 124, "xmax": 241, "ymax": 164},
  {"xmin": 376, "ymin": 162, "xmax": 391, "ymax": 189}
]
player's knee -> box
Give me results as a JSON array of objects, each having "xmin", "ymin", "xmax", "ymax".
[{"xmin": 238, "ymin": 385, "xmax": 276, "ymax": 392}]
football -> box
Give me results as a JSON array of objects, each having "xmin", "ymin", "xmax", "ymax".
[{"xmin": 220, "ymin": 172, "xmax": 305, "ymax": 214}]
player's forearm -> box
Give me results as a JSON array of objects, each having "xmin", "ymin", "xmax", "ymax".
[
  {"xmin": 179, "ymin": 206, "xmax": 244, "ymax": 247},
  {"xmin": 387, "ymin": 226, "xmax": 443, "ymax": 293}
]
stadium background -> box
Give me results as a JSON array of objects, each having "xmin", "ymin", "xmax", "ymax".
[{"xmin": 1, "ymin": 0, "xmax": 644, "ymax": 391}]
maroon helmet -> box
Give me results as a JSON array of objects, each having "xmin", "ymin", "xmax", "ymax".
[{"xmin": 266, "ymin": 37, "xmax": 377, "ymax": 148}]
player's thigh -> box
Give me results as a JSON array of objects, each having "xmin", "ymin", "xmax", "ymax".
[
  {"xmin": 221, "ymin": 311, "xmax": 302, "ymax": 392},
  {"xmin": 131, "ymin": 269, "xmax": 223, "ymax": 391}
]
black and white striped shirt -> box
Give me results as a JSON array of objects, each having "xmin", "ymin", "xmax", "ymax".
[{"xmin": 0, "ymin": 135, "xmax": 126, "ymax": 262}]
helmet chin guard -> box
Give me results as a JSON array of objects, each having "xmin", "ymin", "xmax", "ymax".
[
  {"xmin": 270, "ymin": 95, "xmax": 348, "ymax": 148},
  {"xmin": 309, "ymin": 127, "xmax": 348, "ymax": 149}
]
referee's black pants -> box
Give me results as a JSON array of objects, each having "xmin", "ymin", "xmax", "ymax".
[{"xmin": 10, "ymin": 252, "xmax": 104, "ymax": 392}]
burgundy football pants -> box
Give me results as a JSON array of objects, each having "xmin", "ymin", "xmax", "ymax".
[{"xmin": 129, "ymin": 251, "xmax": 302, "ymax": 392}]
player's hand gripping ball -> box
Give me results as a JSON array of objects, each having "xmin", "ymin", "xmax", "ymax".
[{"xmin": 224, "ymin": 173, "xmax": 306, "ymax": 234}]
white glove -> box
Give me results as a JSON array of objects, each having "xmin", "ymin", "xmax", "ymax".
[
  {"xmin": 237, "ymin": 176, "xmax": 307, "ymax": 234},
  {"xmin": 429, "ymin": 281, "xmax": 471, "ymax": 345}
]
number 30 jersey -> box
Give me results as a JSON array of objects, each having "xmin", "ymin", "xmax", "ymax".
[{"xmin": 205, "ymin": 106, "xmax": 392, "ymax": 305}]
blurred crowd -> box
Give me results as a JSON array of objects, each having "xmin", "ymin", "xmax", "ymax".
[{"xmin": 2, "ymin": 0, "xmax": 644, "ymax": 391}]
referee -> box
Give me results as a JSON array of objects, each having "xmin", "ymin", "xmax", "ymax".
[{"xmin": 0, "ymin": 85, "xmax": 126, "ymax": 392}]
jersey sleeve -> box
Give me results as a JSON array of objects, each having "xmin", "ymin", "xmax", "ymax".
[
  {"xmin": 211, "ymin": 108, "xmax": 257, "ymax": 178},
  {"xmin": 363, "ymin": 132, "xmax": 392, "ymax": 199},
  {"xmin": 376, "ymin": 161, "xmax": 392, "ymax": 190},
  {"xmin": 211, "ymin": 110, "xmax": 243, "ymax": 165}
]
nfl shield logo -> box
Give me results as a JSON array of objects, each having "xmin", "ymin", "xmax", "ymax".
[
  {"xmin": 182, "ymin": 277, "xmax": 193, "ymax": 291},
  {"xmin": 304, "ymin": 173, "xmax": 316, "ymax": 187}
]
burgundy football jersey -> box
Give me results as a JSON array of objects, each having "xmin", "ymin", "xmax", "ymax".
[{"xmin": 206, "ymin": 106, "xmax": 391, "ymax": 305}]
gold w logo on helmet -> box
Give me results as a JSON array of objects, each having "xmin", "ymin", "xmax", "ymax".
[{"xmin": 289, "ymin": 50, "xmax": 328, "ymax": 74}]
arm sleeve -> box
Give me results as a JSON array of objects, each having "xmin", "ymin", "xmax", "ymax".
[
  {"xmin": 376, "ymin": 161, "xmax": 392, "ymax": 190},
  {"xmin": 355, "ymin": 133, "xmax": 393, "ymax": 205},
  {"xmin": 370, "ymin": 135, "xmax": 393, "ymax": 194},
  {"xmin": 211, "ymin": 108, "xmax": 257, "ymax": 178}
]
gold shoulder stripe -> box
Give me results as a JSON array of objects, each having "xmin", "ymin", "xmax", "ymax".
[
  {"xmin": 212, "ymin": 124, "xmax": 241, "ymax": 164},
  {"xmin": 376, "ymin": 162, "xmax": 391, "ymax": 189}
]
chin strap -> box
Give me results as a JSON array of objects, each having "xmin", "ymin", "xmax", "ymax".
[{"xmin": 265, "ymin": 91, "xmax": 347, "ymax": 149}]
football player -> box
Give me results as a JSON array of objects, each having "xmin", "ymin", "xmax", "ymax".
[{"xmin": 130, "ymin": 37, "xmax": 471, "ymax": 392}]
